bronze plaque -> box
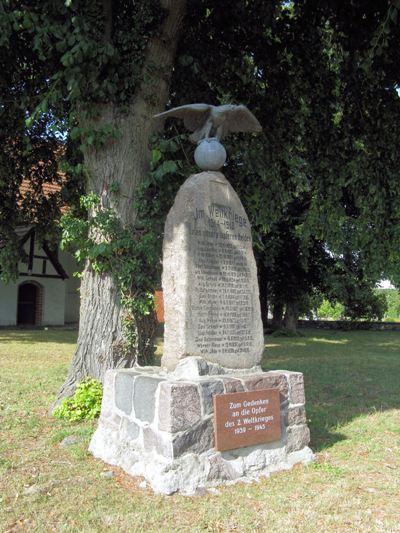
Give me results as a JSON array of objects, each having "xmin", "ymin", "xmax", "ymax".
[{"xmin": 213, "ymin": 389, "xmax": 281, "ymax": 452}]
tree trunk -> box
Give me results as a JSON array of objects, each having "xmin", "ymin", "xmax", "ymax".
[
  {"xmin": 271, "ymin": 302, "xmax": 284, "ymax": 330},
  {"xmin": 256, "ymin": 256, "xmax": 269, "ymax": 330},
  {"xmin": 283, "ymin": 301, "xmax": 299, "ymax": 332},
  {"xmin": 54, "ymin": 0, "xmax": 186, "ymax": 405}
]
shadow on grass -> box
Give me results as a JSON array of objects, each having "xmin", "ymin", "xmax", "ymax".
[
  {"xmin": 262, "ymin": 328, "xmax": 400, "ymax": 452},
  {"xmin": 2, "ymin": 327, "xmax": 398, "ymax": 454},
  {"xmin": 0, "ymin": 328, "xmax": 78, "ymax": 345}
]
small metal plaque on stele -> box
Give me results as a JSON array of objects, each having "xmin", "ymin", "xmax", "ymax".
[{"xmin": 213, "ymin": 389, "xmax": 281, "ymax": 452}]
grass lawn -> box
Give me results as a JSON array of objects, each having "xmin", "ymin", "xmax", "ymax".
[{"xmin": 0, "ymin": 328, "xmax": 399, "ymax": 532}]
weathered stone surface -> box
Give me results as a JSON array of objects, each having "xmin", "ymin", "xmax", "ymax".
[
  {"xmin": 120, "ymin": 418, "xmax": 140, "ymax": 440},
  {"xmin": 89, "ymin": 372, "xmax": 314, "ymax": 495},
  {"xmin": 286, "ymin": 424, "xmax": 310, "ymax": 453},
  {"xmin": 158, "ymin": 382, "xmax": 202, "ymax": 432},
  {"xmin": 207, "ymin": 362, "xmax": 228, "ymax": 375},
  {"xmin": 173, "ymin": 357, "xmax": 258, "ymax": 379},
  {"xmin": 243, "ymin": 372, "xmax": 289, "ymax": 399},
  {"xmin": 287, "ymin": 372, "xmax": 306, "ymax": 404},
  {"xmin": 286, "ymin": 405, "xmax": 307, "ymax": 426},
  {"xmin": 222, "ymin": 377, "xmax": 244, "ymax": 393},
  {"xmin": 109, "ymin": 413, "xmax": 122, "ymax": 429},
  {"xmin": 161, "ymin": 171, "xmax": 264, "ymax": 371},
  {"xmin": 286, "ymin": 447, "xmax": 314, "ymax": 467},
  {"xmin": 243, "ymin": 448, "xmax": 266, "ymax": 472},
  {"xmin": 199, "ymin": 379, "xmax": 224, "ymax": 415},
  {"xmin": 91, "ymin": 362, "xmax": 313, "ymax": 494},
  {"xmin": 133, "ymin": 376, "xmax": 164, "ymax": 423},
  {"xmin": 142, "ymin": 426, "xmax": 173, "ymax": 459},
  {"xmin": 101, "ymin": 369, "xmax": 118, "ymax": 418},
  {"xmin": 207, "ymin": 453, "xmax": 242, "ymax": 481},
  {"xmin": 114, "ymin": 372, "xmax": 136, "ymax": 415},
  {"xmin": 172, "ymin": 418, "xmax": 215, "ymax": 457},
  {"xmin": 89, "ymin": 422, "xmax": 122, "ymax": 465},
  {"xmin": 173, "ymin": 357, "xmax": 210, "ymax": 379},
  {"xmin": 133, "ymin": 366, "xmax": 159, "ymax": 374}
]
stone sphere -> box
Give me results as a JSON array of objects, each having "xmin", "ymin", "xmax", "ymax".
[{"xmin": 194, "ymin": 138, "xmax": 227, "ymax": 171}]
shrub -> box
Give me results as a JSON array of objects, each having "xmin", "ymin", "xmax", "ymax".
[
  {"xmin": 380, "ymin": 289, "xmax": 400, "ymax": 321},
  {"xmin": 53, "ymin": 378, "xmax": 103, "ymax": 421},
  {"xmin": 317, "ymin": 300, "xmax": 344, "ymax": 320}
]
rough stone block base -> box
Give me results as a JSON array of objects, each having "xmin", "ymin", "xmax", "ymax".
[{"xmin": 89, "ymin": 358, "xmax": 313, "ymax": 495}]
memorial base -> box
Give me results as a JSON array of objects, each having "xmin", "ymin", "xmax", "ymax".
[{"xmin": 89, "ymin": 358, "xmax": 313, "ymax": 495}]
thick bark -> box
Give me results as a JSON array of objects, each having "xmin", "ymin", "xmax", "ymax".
[
  {"xmin": 55, "ymin": 267, "xmax": 126, "ymax": 399},
  {"xmin": 54, "ymin": 0, "xmax": 186, "ymax": 406},
  {"xmin": 283, "ymin": 301, "xmax": 299, "ymax": 332}
]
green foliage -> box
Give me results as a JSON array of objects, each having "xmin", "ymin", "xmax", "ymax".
[
  {"xmin": 2, "ymin": 0, "xmax": 400, "ymax": 343},
  {"xmin": 3, "ymin": 0, "xmax": 165, "ymax": 109},
  {"xmin": 53, "ymin": 378, "xmax": 103, "ymax": 421},
  {"xmin": 61, "ymin": 194, "xmax": 159, "ymax": 347},
  {"xmin": 73, "ymin": 124, "xmax": 122, "ymax": 151},
  {"xmin": 379, "ymin": 289, "xmax": 400, "ymax": 321},
  {"xmin": 0, "ymin": 0, "xmax": 164, "ymax": 281},
  {"xmin": 59, "ymin": 135, "xmax": 191, "ymax": 353},
  {"xmin": 0, "ymin": 233, "xmax": 20, "ymax": 283},
  {"xmin": 343, "ymin": 287, "xmax": 388, "ymax": 322},
  {"xmin": 165, "ymin": 1, "xmax": 400, "ymax": 324},
  {"xmin": 316, "ymin": 289, "xmax": 393, "ymax": 322},
  {"xmin": 317, "ymin": 300, "xmax": 344, "ymax": 321}
]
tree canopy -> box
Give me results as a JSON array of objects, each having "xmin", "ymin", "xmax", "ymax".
[
  {"xmin": 1, "ymin": 0, "xmax": 400, "ymax": 394},
  {"xmin": 167, "ymin": 0, "xmax": 400, "ymax": 322}
]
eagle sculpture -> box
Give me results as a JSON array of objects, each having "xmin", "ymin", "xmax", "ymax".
[{"xmin": 154, "ymin": 103, "xmax": 262, "ymax": 143}]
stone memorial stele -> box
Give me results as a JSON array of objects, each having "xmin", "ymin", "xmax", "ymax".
[
  {"xmin": 89, "ymin": 103, "xmax": 313, "ymax": 495},
  {"xmin": 161, "ymin": 169, "xmax": 264, "ymax": 371}
]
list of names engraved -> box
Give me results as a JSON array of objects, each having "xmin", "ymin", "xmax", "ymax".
[
  {"xmin": 189, "ymin": 201, "xmax": 253, "ymax": 358},
  {"xmin": 161, "ymin": 171, "xmax": 264, "ymax": 370}
]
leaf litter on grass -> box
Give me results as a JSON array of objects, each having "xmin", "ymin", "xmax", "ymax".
[{"xmin": 1, "ymin": 328, "xmax": 400, "ymax": 532}]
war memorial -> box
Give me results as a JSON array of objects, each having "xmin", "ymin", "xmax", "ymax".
[{"xmin": 89, "ymin": 105, "xmax": 313, "ymax": 494}]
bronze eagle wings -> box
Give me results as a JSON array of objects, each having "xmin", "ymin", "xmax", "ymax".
[{"xmin": 154, "ymin": 103, "xmax": 262, "ymax": 143}]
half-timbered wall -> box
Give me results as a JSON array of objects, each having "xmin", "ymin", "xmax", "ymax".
[{"xmin": 0, "ymin": 234, "xmax": 80, "ymax": 327}]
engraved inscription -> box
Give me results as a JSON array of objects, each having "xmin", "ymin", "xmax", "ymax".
[
  {"xmin": 161, "ymin": 171, "xmax": 264, "ymax": 370},
  {"xmin": 189, "ymin": 202, "xmax": 253, "ymax": 358},
  {"xmin": 213, "ymin": 389, "xmax": 281, "ymax": 451}
]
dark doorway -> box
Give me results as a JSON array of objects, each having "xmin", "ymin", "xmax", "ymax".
[{"xmin": 17, "ymin": 283, "xmax": 38, "ymax": 325}]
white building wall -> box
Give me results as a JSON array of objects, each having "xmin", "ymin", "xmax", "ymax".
[
  {"xmin": 0, "ymin": 234, "xmax": 82, "ymax": 327},
  {"xmin": 0, "ymin": 276, "xmax": 66, "ymax": 326},
  {"xmin": 0, "ymin": 281, "xmax": 18, "ymax": 326},
  {"xmin": 39, "ymin": 276, "xmax": 66, "ymax": 325},
  {"xmin": 0, "ymin": 234, "xmax": 81, "ymax": 326}
]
